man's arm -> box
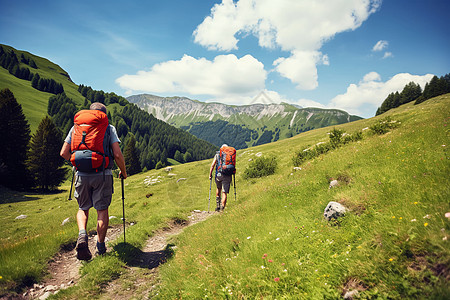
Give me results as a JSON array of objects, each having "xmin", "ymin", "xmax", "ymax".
[
  {"xmin": 112, "ymin": 142, "xmax": 127, "ymax": 179},
  {"xmin": 209, "ymin": 156, "xmax": 217, "ymax": 180},
  {"xmin": 60, "ymin": 141, "xmax": 71, "ymax": 161}
]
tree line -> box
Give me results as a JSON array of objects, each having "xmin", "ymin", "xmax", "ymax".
[
  {"xmin": 0, "ymin": 88, "xmax": 66, "ymax": 191},
  {"xmin": 183, "ymin": 119, "xmax": 255, "ymax": 149},
  {"xmin": 376, "ymin": 73, "xmax": 450, "ymax": 116},
  {"xmin": 0, "ymin": 45, "xmax": 64, "ymax": 95},
  {"xmin": 49, "ymin": 86, "xmax": 217, "ymax": 175}
]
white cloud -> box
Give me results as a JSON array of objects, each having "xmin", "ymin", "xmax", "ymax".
[
  {"xmin": 194, "ymin": 0, "xmax": 381, "ymax": 89},
  {"xmin": 294, "ymin": 98, "xmax": 326, "ymax": 109},
  {"xmin": 273, "ymin": 51, "xmax": 328, "ymax": 90},
  {"xmin": 372, "ymin": 40, "xmax": 388, "ymax": 51},
  {"xmin": 363, "ymin": 71, "xmax": 381, "ymax": 82},
  {"xmin": 383, "ymin": 51, "xmax": 393, "ymax": 59},
  {"xmin": 329, "ymin": 72, "xmax": 434, "ymax": 117},
  {"xmin": 116, "ymin": 54, "xmax": 267, "ymax": 97}
]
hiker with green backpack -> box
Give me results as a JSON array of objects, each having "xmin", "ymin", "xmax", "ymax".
[
  {"xmin": 60, "ymin": 102, "xmax": 127, "ymax": 260},
  {"xmin": 209, "ymin": 144, "xmax": 236, "ymax": 212}
]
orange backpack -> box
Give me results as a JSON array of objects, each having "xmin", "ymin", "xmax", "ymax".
[
  {"xmin": 70, "ymin": 110, "xmax": 113, "ymax": 172},
  {"xmin": 217, "ymin": 146, "xmax": 236, "ymax": 176}
]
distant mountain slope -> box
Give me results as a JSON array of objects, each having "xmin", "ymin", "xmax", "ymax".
[
  {"xmin": 128, "ymin": 94, "xmax": 363, "ymax": 149},
  {"xmin": 0, "ymin": 44, "xmax": 217, "ymax": 169}
]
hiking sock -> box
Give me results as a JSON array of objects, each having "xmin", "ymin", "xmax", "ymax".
[
  {"xmin": 76, "ymin": 231, "xmax": 92, "ymax": 261},
  {"xmin": 215, "ymin": 196, "xmax": 221, "ymax": 211},
  {"xmin": 79, "ymin": 229, "xmax": 87, "ymax": 235},
  {"xmin": 96, "ymin": 242, "xmax": 106, "ymax": 255}
]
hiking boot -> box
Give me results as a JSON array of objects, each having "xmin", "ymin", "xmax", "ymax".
[
  {"xmin": 76, "ymin": 234, "xmax": 92, "ymax": 261},
  {"xmin": 96, "ymin": 242, "xmax": 106, "ymax": 256}
]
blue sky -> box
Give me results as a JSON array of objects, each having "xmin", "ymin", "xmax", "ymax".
[{"xmin": 1, "ymin": 0, "xmax": 448, "ymax": 118}]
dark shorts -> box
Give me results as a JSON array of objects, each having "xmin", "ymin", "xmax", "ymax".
[
  {"xmin": 215, "ymin": 174, "xmax": 232, "ymax": 193},
  {"xmin": 74, "ymin": 175, "xmax": 114, "ymax": 211}
]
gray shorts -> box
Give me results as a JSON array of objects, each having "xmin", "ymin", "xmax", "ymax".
[
  {"xmin": 215, "ymin": 174, "xmax": 232, "ymax": 193},
  {"xmin": 74, "ymin": 175, "xmax": 114, "ymax": 211}
]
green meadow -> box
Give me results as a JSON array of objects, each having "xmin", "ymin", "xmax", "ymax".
[{"xmin": 0, "ymin": 94, "xmax": 449, "ymax": 299}]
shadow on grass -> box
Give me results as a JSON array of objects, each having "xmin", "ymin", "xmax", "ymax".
[
  {"xmin": 113, "ymin": 242, "xmax": 174, "ymax": 270},
  {"xmin": 0, "ymin": 186, "xmax": 66, "ymax": 204}
]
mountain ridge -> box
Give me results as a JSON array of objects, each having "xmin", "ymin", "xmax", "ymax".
[{"xmin": 128, "ymin": 93, "xmax": 363, "ymax": 149}]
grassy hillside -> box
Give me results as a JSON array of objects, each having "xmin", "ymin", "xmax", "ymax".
[
  {"xmin": 0, "ymin": 44, "xmax": 85, "ymax": 132},
  {"xmin": 0, "ymin": 94, "xmax": 448, "ymax": 298}
]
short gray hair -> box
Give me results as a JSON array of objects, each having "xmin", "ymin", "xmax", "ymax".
[{"xmin": 90, "ymin": 102, "xmax": 107, "ymax": 114}]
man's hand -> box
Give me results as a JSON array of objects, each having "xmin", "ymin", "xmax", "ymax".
[{"xmin": 119, "ymin": 171, "xmax": 127, "ymax": 179}]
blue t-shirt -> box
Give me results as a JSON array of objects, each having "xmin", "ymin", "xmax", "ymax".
[{"xmin": 65, "ymin": 125, "xmax": 120, "ymax": 176}]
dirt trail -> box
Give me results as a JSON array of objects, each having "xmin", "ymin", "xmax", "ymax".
[
  {"xmin": 19, "ymin": 210, "xmax": 214, "ymax": 299},
  {"xmin": 99, "ymin": 210, "xmax": 214, "ymax": 299}
]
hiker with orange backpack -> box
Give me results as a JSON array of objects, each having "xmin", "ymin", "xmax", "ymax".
[
  {"xmin": 209, "ymin": 144, "xmax": 236, "ymax": 212},
  {"xmin": 60, "ymin": 102, "xmax": 127, "ymax": 260}
]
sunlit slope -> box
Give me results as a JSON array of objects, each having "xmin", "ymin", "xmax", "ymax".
[
  {"xmin": 151, "ymin": 94, "xmax": 449, "ymax": 298},
  {"xmin": 0, "ymin": 44, "xmax": 84, "ymax": 132}
]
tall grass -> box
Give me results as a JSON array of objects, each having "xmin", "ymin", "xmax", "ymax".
[
  {"xmin": 1, "ymin": 94, "xmax": 449, "ymax": 298},
  {"xmin": 154, "ymin": 95, "xmax": 450, "ymax": 299}
]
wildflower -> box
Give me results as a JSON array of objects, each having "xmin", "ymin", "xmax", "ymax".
[
  {"xmin": 445, "ymin": 212, "xmax": 450, "ymax": 219},
  {"xmin": 261, "ymin": 265, "xmax": 266, "ymax": 269},
  {"xmin": 443, "ymin": 236, "xmax": 447, "ymax": 241},
  {"xmin": 276, "ymin": 238, "xmax": 280, "ymax": 241},
  {"xmin": 0, "ymin": 276, "xmax": 2, "ymax": 279},
  {"xmin": 262, "ymin": 254, "xmax": 267, "ymax": 259},
  {"xmin": 274, "ymin": 277, "xmax": 280, "ymax": 282},
  {"xmin": 392, "ymin": 216, "xmax": 395, "ymax": 219},
  {"xmin": 399, "ymin": 217, "xmax": 403, "ymax": 220},
  {"xmin": 268, "ymin": 259, "xmax": 273, "ymax": 263},
  {"xmin": 423, "ymin": 214, "xmax": 431, "ymax": 219},
  {"xmin": 411, "ymin": 219, "xmax": 417, "ymax": 222},
  {"xmin": 247, "ymin": 236, "xmax": 251, "ymax": 239},
  {"xmin": 424, "ymin": 223, "xmax": 429, "ymax": 227},
  {"xmin": 389, "ymin": 258, "xmax": 394, "ymax": 261}
]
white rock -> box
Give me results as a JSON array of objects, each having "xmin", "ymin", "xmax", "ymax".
[
  {"xmin": 329, "ymin": 180, "xmax": 339, "ymax": 189},
  {"xmin": 343, "ymin": 289, "xmax": 359, "ymax": 299},
  {"xmin": 15, "ymin": 214, "xmax": 27, "ymax": 220},
  {"xmin": 45, "ymin": 285, "xmax": 57, "ymax": 292},
  {"xmin": 39, "ymin": 292, "xmax": 52, "ymax": 300},
  {"xmin": 324, "ymin": 201, "xmax": 347, "ymax": 221}
]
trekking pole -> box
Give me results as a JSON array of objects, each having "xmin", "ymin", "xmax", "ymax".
[
  {"xmin": 233, "ymin": 174, "xmax": 237, "ymax": 201},
  {"xmin": 121, "ymin": 177, "xmax": 126, "ymax": 244},
  {"xmin": 208, "ymin": 177, "xmax": 212, "ymax": 212},
  {"xmin": 68, "ymin": 166, "xmax": 75, "ymax": 200}
]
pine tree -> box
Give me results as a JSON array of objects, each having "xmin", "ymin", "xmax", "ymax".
[
  {"xmin": 27, "ymin": 116, "xmax": 67, "ymax": 191},
  {"xmin": 124, "ymin": 134, "xmax": 141, "ymax": 175},
  {"xmin": 184, "ymin": 151, "xmax": 193, "ymax": 163},
  {"xmin": 0, "ymin": 88, "xmax": 31, "ymax": 189},
  {"xmin": 174, "ymin": 150, "xmax": 184, "ymax": 163}
]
